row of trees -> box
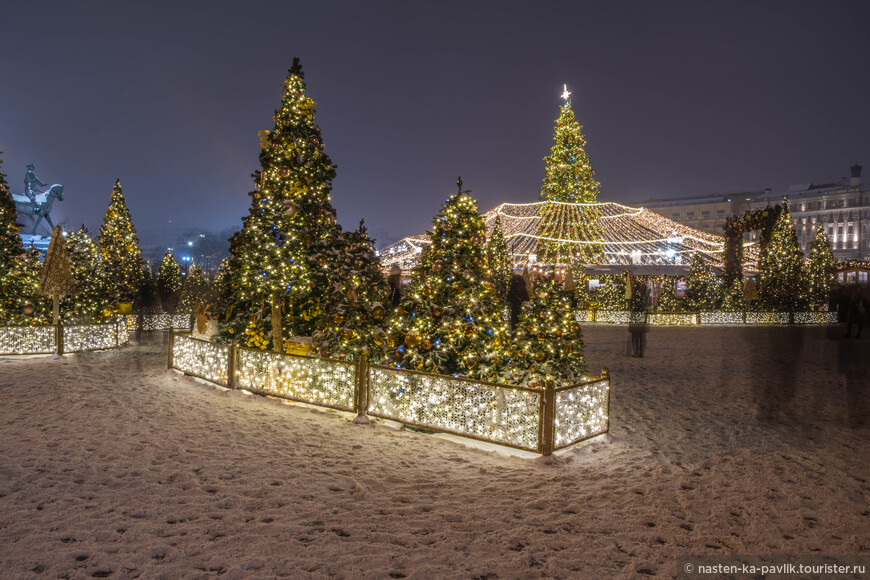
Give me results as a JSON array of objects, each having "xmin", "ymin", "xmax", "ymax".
[{"xmin": 0, "ymin": 158, "xmax": 214, "ymax": 324}]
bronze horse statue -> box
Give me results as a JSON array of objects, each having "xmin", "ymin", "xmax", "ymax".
[{"xmin": 13, "ymin": 184, "xmax": 64, "ymax": 235}]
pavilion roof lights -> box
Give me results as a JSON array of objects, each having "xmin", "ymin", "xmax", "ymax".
[{"xmin": 380, "ymin": 200, "xmax": 760, "ymax": 272}]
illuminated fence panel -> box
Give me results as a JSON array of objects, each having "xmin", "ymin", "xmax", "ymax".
[
  {"xmin": 793, "ymin": 311, "xmax": 837, "ymax": 324},
  {"xmin": 575, "ymin": 310, "xmax": 596, "ymax": 322},
  {"xmin": 596, "ymin": 310, "xmax": 631, "ymax": 324},
  {"xmin": 172, "ymin": 334, "xmax": 230, "ymax": 386},
  {"xmin": 367, "ymin": 366, "xmax": 543, "ymax": 452},
  {"xmin": 745, "ymin": 312, "xmax": 789, "ymax": 325},
  {"xmin": 64, "ymin": 321, "xmax": 125, "ymax": 351},
  {"xmin": 237, "ymin": 349, "xmax": 356, "ymax": 412},
  {"xmin": 126, "ymin": 314, "xmax": 193, "ymax": 331},
  {"xmin": 554, "ymin": 378, "xmax": 610, "ymax": 449},
  {"xmin": 700, "ymin": 311, "xmax": 744, "ymax": 324},
  {"xmin": 0, "ymin": 326, "xmax": 55, "ymax": 355},
  {"xmin": 647, "ymin": 313, "xmax": 698, "ymax": 325}
]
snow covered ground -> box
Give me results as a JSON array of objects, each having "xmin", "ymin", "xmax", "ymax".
[{"xmin": 0, "ymin": 325, "xmax": 867, "ymax": 579}]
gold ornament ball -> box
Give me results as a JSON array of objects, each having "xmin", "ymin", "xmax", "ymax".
[
  {"xmin": 535, "ymin": 351, "xmax": 547, "ymax": 362},
  {"xmin": 371, "ymin": 304, "xmax": 385, "ymax": 321},
  {"xmin": 405, "ymin": 330, "xmax": 422, "ymax": 348},
  {"xmin": 421, "ymin": 340, "xmax": 432, "ymax": 351}
]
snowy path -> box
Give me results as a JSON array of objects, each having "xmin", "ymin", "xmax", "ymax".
[{"xmin": 0, "ymin": 327, "xmax": 867, "ymax": 579}]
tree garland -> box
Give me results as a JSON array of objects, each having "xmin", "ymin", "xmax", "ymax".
[{"xmin": 723, "ymin": 204, "xmax": 781, "ymax": 283}]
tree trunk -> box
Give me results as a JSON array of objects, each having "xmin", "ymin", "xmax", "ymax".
[
  {"xmin": 271, "ymin": 292, "xmax": 283, "ymax": 353},
  {"xmin": 52, "ymin": 294, "xmax": 60, "ymax": 325}
]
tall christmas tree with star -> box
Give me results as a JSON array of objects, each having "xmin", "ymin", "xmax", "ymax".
[
  {"xmin": 228, "ymin": 58, "xmax": 339, "ymax": 352},
  {"xmin": 536, "ymin": 85, "xmax": 605, "ymax": 265},
  {"xmin": 388, "ymin": 179, "xmax": 508, "ymax": 380},
  {"xmin": 98, "ymin": 179, "xmax": 146, "ymax": 306}
]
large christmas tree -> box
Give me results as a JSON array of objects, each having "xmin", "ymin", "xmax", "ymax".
[
  {"xmin": 229, "ymin": 58, "xmax": 338, "ymax": 352},
  {"xmin": 536, "ymin": 86, "xmax": 605, "ymax": 265},
  {"xmin": 806, "ymin": 226, "xmax": 835, "ymax": 310},
  {"xmin": 757, "ymin": 199, "xmax": 807, "ymax": 311},
  {"xmin": 98, "ymin": 179, "xmax": 145, "ymax": 305},
  {"xmin": 388, "ymin": 180, "xmax": 508, "ymax": 380},
  {"xmin": 61, "ymin": 226, "xmax": 113, "ymax": 322},
  {"xmin": 312, "ymin": 221, "xmax": 390, "ymax": 362},
  {"xmin": 506, "ymin": 274, "xmax": 587, "ymax": 387}
]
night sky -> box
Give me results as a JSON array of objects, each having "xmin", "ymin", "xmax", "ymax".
[{"xmin": 3, "ymin": 1, "xmax": 868, "ymax": 254}]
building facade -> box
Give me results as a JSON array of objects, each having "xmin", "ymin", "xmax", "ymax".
[
  {"xmin": 643, "ymin": 193, "xmax": 758, "ymax": 237},
  {"xmin": 751, "ymin": 165, "xmax": 869, "ymax": 261}
]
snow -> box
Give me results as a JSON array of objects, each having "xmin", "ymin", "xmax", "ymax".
[{"xmin": 0, "ymin": 326, "xmax": 867, "ymax": 578}]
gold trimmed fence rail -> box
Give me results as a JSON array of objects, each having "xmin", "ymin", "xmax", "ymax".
[{"xmin": 169, "ymin": 331, "xmax": 611, "ymax": 456}]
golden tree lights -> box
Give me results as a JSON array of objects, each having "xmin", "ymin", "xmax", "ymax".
[
  {"xmin": 228, "ymin": 57, "xmax": 338, "ymax": 351},
  {"xmin": 61, "ymin": 227, "xmax": 113, "ymax": 323},
  {"xmin": 485, "ymin": 215, "xmax": 511, "ymax": 300},
  {"xmin": 157, "ymin": 251, "xmax": 182, "ymax": 311},
  {"xmin": 312, "ymin": 220, "xmax": 390, "ymax": 362},
  {"xmin": 507, "ymin": 274, "xmax": 588, "ymax": 387},
  {"xmin": 758, "ymin": 199, "xmax": 808, "ymax": 312},
  {"xmin": 807, "ymin": 226, "xmax": 835, "ymax": 309},
  {"xmin": 388, "ymin": 180, "xmax": 509, "ymax": 381},
  {"xmin": 98, "ymin": 179, "xmax": 146, "ymax": 304}
]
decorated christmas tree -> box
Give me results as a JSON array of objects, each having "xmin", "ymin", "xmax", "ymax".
[
  {"xmin": 683, "ymin": 254, "xmax": 720, "ymax": 311},
  {"xmin": 136, "ymin": 263, "xmax": 160, "ymax": 315},
  {"xmin": 98, "ymin": 179, "xmax": 145, "ymax": 305},
  {"xmin": 718, "ymin": 278, "xmax": 744, "ymax": 312},
  {"xmin": 485, "ymin": 215, "xmax": 511, "ymax": 301},
  {"xmin": 177, "ymin": 264, "xmax": 215, "ymax": 314},
  {"xmin": 228, "ymin": 58, "xmax": 338, "ymax": 352},
  {"xmin": 505, "ymin": 274, "xmax": 586, "ymax": 387},
  {"xmin": 312, "ymin": 221, "xmax": 390, "ymax": 362},
  {"xmin": 593, "ymin": 274, "xmax": 627, "ymax": 310},
  {"xmin": 569, "ymin": 259, "xmax": 592, "ymax": 306},
  {"xmin": 757, "ymin": 199, "xmax": 807, "ymax": 311},
  {"xmin": 806, "ymin": 226, "xmax": 835, "ymax": 310},
  {"xmin": 61, "ymin": 226, "xmax": 113, "ymax": 322},
  {"xmin": 536, "ymin": 85, "xmax": 605, "ymax": 265},
  {"xmin": 0, "ymin": 152, "xmax": 25, "ymax": 272},
  {"xmin": 156, "ymin": 251, "xmax": 183, "ymax": 313},
  {"xmin": 388, "ymin": 180, "xmax": 508, "ymax": 380},
  {"xmin": 656, "ymin": 278, "xmax": 682, "ymax": 312}
]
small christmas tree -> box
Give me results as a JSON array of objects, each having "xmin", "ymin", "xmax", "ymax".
[
  {"xmin": 593, "ymin": 274, "xmax": 627, "ymax": 310},
  {"xmin": 61, "ymin": 226, "xmax": 113, "ymax": 322},
  {"xmin": 506, "ymin": 274, "xmax": 586, "ymax": 387},
  {"xmin": 229, "ymin": 58, "xmax": 338, "ymax": 352},
  {"xmin": 656, "ymin": 278, "xmax": 682, "ymax": 312},
  {"xmin": 156, "ymin": 251, "xmax": 183, "ymax": 312},
  {"xmin": 485, "ymin": 215, "xmax": 511, "ymax": 301},
  {"xmin": 98, "ymin": 179, "xmax": 145, "ymax": 305},
  {"xmin": 136, "ymin": 263, "xmax": 160, "ymax": 315},
  {"xmin": 177, "ymin": 264, "xmax": 215, "ymax": 314},
  {"xmin": 806, "ymin": 226, "xmax": 835, "ymax": 310},
  {"xmin": 758, "ymin": 199, "xmax": 807, "ymax": 312},
  {"xmin": 388, "ymin": 179, "xmax": 508, "ymax": 380},
  {"xmin": 684, "ymin": 254, "xmax": 720, "ymax": 311},
  {"xmin": 718, "ymin": 278, "xmax": 744, "ymax": 312},
  {"xmin": 313, "ymin": 221, "xmax": 390, "ymax": 362}
]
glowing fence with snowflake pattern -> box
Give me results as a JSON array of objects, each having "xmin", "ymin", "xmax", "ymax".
[
  {"xmin": 237, "ymin": 348, "xmax": 357, "ymax": 412},
  {"xmin": 0, "ymin": 319, "xmax": 129, "ymax": 355},
  {"xmin": 171, "ymin": 334, "xmax": 231, "ymax": 386},
  {"xmin": 367, "ymin": 365, "xmax": 544, "ymax": 452},
  {"xmin": 125, "ymin": 314, "xmax": 193, "ymax": 331},
  {"xmin": 578, "ymin": 310, "xmax": 837, "ymax": 325},
  {"xmin": 169, "ymin": 333, "xmax": 611, "ymax": 455},
  {"xmin": 64, "ymin": 319, "xmax": 128, "ymax": 352},
  {"xmin": 0, "ymin": 325, "xmax": 56, "ymax": 355},
  {"xmin": 554, "ymin": 377, "xmax": 610, "ymax": 449}
]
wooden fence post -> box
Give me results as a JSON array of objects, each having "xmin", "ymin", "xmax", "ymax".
[
  {"xmin": 167, "ymin": 328, "xmax": 175, "ymax": 370},
  {"xmin": 228, "ymin": 340, "xmax": 238, "ymax": 389},
  {"xmin": 56, "ymin": 321, "xmax": 64, "ymax": 356},
  {"xmin": 355, "ymin": 354, "xmax": 369, "ymax": 422},
  {"xmin": 541, "ymin": 383, "xmax": 556, "ymax": 456}
]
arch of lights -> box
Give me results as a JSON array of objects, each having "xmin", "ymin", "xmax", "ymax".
[{"xmin": 379, "ymin": 200, "xmax": 760, "ymax": 272}]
